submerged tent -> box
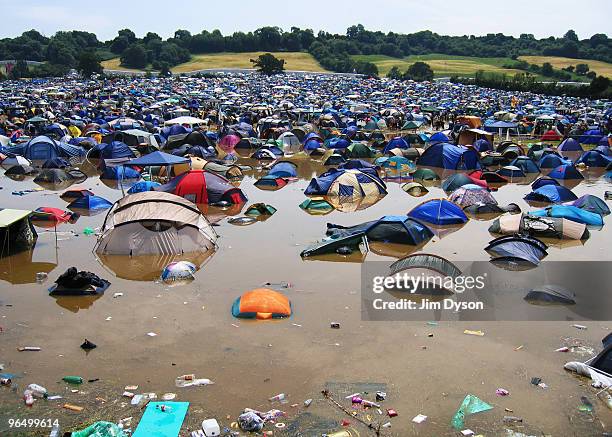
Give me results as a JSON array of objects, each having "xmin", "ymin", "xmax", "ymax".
[
  {"xmin": 67, "ymin": 195, "xmax": 113, "ymax": 214},
  {"xmin": 529, "ymin": 205, "xmax": 604, "ymax": 226},
  {"xmin": 408, "ymin": 199, "xmax": 468, "ymax": 225},
  {"xmin": 485, "ymin": 235, "xmax": 548, "ymax": 265},
  {"xmin": 568, "ymin": 195, "xmax": 610, "ymax": 216},
  {"xmin": 11, "ymin": 135, "xmax": 85, "ymax": 160},
  {"xmin": 326, "ymin": 216, "xmax": 435, "ymax": 246},
  {"xmin": 412, "ymin": 168, "xmax": 440, "ymax": 181},
  {"xmin": 557, "ymin": 138, "xmax": 583, "ymax": 152},
  {"xmin": 231, "ymin": 288, "xmax": 291, "ymax": 320},
  {"xmin": 304, "ymin": 168, "xmax": 387, "ymax": 199},
  {"xmin": 449, "ymin": 185, "xmax": 497, "ymax": 208},
  {"xmin": 95, "ymin": 191, "xmax": 217, "ymax": 256},
  {"xmin": 388, "ymin": 253, "xmax": 462, "ymax": 294},
  {"xmin": 497, "ymin": 165, "xmax": 526, "ymax": 178},
  {"xmin": 345, "ymin": 142, "xmax": 376, "ymax": 158},
  {"xmin": 442, "ymin": 173, "xmax": 487, "ymax": 192},
  {"xmin": 531, "ymin": 176, "xmax": 560, "ymax": 190},
  {"xmin": 156, "ymin": 169, "xmax": 247, "ymax": 204},
  {"xmin": 524, "ymin": 285, "xmax": 576, "ymax": 305},
  {"xmin": 417, "ymin": 143, "xmax": 481, "ymax": 170},
  {"xmin": 100, "ymin": 165, "xmax": 141, "ymax": 180},
  {"xmin": 548, "ymin": 164, "xmax": 584, "ymax": 180},
  {"xmin": 539, "ymin": 153, "xmax": 570, "ymax": 169},
  {"xmin": 489, "ymin": 214, "xmax": 589, "ymax": 240},
  {"xmin": 524, "ymin": 185, "xmax": 578, "ymax": 203},
  {"xmin": 508, "ymin": 156, "xmax": 540, "ymax": 174},
  {"xmin": 575, "ymin": 150, "xmax": 612, "ymax": 168},
  {"xmin": 127, "ymin": 181, "xmax": 161, "ymax": 194},
  {"xmin": 299, "ymin": 198, "xmax": 335, "ymax": 215}
]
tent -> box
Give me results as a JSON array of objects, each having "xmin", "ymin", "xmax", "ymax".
[
  {"xmin": 67, "ymin": 195, "xmax": 112, "ymax": 215},
  {"xmin": 557, "ymin": 138, "xmax": 583, "ymax": 152},
  {"xmin": 60, "ymin": 189, "xmax": 94, "ymax": 201},
  {"xmin": 218, "ymin": 134, "xmax": 240, "ymax": 153},
  {"xmin": 383, "ymin": 137, "xmax": 409, "ymax": 154},
  {"xmin": 529, "ymin": 205, "xmax": 604, "ymax": 227},
  {"xmin": 508, "ymin": 156, "xmax": 540, "ymax": 174},
  {"xmin": 244, "ymin": 203, "xmax": 277, "ymax": 217},
  {"xmin": 548, "ymin": 164, "xmax": 584, "ymax": 180},
  {"xmin": 232, "ymin": 288, "xmax": 291, "ymax": 320},
  {"xmin": 412, "ymin": 168, "xmax": 440, "ymax": 181},
  {"xmin": 254, "ymin": 175, "xmax": 289, "ymax": 190},
  {"xmin": 299, "ymin": 198, "xmax": 334, "ymax": 215},
  {"xmin": 449, "ymin": 185, "xmax": 497, "ymax": 208},
  {"xmin": 469, "ymin": 170, "xmax": 507, "ymax": 184},
  {"xmin": 524, "ymin": 184, "xmax": 578, "ymax": 203},
  {"xmin": 575, "ymin": 150, "xmax": 612, "ymax": 168},
  {"xmin": 325, "ymin": 138, "xmax": 350, "ymax": 150},
  {"xmin": 402, "ymin": 182, "xmax": 429, "ymax": 197},
  {"xmin": 345, "ymin": 142, "xmax": 376, "ymax": 158},
  {"xmin": 326, "ymin": 216, "xmax": 434, "ymax": 246},
  {"xmin": 388, "ymin": 253, "xmax": 461, "ymax": 294},
  {"xmin": 580, "ymin": 129, "xmax": 603, "ymax": 145},
  {"xmin": 156, "ymin": 169, "xmax": 246, "ymax": 205},
  {"xmin": 127, "ymin": 181, "xmax": 161, "ymax": 194},
  {"xmin": 408, "ymin": 199, "xmax": 468, "ymax": 225},
  {"xmin": 304, "ymin": 168, "xmax": 387, "ymax": 199},
  {"xmin": 11, "ymin": 135, "xmax": 85, "ymax": 160},
  {"xmin": 442, "ymin": 173, "xmax": 487, "ymax": 192},
  {"xmin": 417, "ymin": 143, "xmax": 481, "ymax": 170},
  {"xmin": 488, "ymin": 214, "xmax": 589, "ymax": 240},
  {"xmin": 95, "ymin": 191, "xmax": 217, "ymax": 256},
  {"xmin": 4, "ymin": 164, "xmax": 38, "ymax": 178},
  {"xmin": 128, "ymin": 151, "xmax": 189, "ymax": 167},
  {"xmin": 538, "ymin": 153, "xmax": 570, "ymax": 169},
  {"xmin": 34, "ymin": 168, "xmax": 86, "ymax": 185},
  {"xmin": 472, "ymin": 138, "xmax": 492, "ymax": 152},
  {"xmin": 497, "ymin": 166, "xmax": 526, "ymax": 178},
  {"xmin": 541, "ymin": 129, "xmax": 561, "ymax": 141},
  {"xmin": 89, "ymin": 141, "xmax": 135, "ymax": 160},
  {"xmin": 100, "ymin": 165, "xmax": 141, "ymax": 180},
  {"xmin": 31, "ymin": 207, "xmax": 77, "ymax": 228},
  {"xmin": 525, "ymin": 285, "xmax": 575, "ymax": 305},
  {"xmin": 323, "ymin": 153, "xmax": 347, "ymax": 166},
  {"xmin": 568, "ymin": 195, "xmax": 610, "ymax": 216},
  {"xmin": 531, "ymin": 176, "xmax": 560, "ymax": 190},
  {"xmin": 268, "ymin": 161, "xmax": 298, "ymax": 178}
]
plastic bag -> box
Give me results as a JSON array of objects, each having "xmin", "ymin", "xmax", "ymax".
[
  {"xmin": 71, "ymin": 421, "xmax": 126, "ymax": 437},
  {"xmin": 237, "ymin": 411, "xmax": 264, "ymax": 432},
  {"xmin": 451, "ymin": 394, "xmax": 493, "ymax": 430}
]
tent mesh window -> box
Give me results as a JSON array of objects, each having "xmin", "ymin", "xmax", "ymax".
[{"xmin": 389, "ymin": 253, "xmax": 461, "ymax": 278}]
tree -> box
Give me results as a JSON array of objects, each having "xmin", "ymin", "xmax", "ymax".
[
  {"xmin": 589, "ymin": 75, "xmax": 610, "ymax": 94},
  {"xmin": 250, "ymin": 53, "xmax": 285, "ymax": 75},
  {"xmin": 541, "ymin": 62, "xmax": 554, "ymax": 76},
  {"xmin": 586, "ymin": 71, "xmax": 596, "ymax": 79},
  {"xmin": 10, "ymin": 60, "xmax": 29, "ymax": 79},
  {"xmin": 564, "ymin": 30, "xmax": 579, "ymax": 42},
  {"xmin": 404, "ymin": 61, "xmax": 434, "ymax": 81},
  {"xmin": 120, "ymin": 44, "xmax": 147, "ymax": 69},
  {"xmin": 387, "ymin": 66, "xmax": 402, "ymax": 80},
  {"xmin": 575, "ymin": 63, "xmax": 589, "ymax": 75},
  {"xmin": 77, "ymin": 50, "xmax": 103, "ymax": 77},
  {"xmin": 158, "ymin": 62, "xmax": 171, "ymax": 76}
]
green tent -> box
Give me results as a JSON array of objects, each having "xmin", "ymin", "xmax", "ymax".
[
  {"xmin": 299, "ymin": 198, "xmax": 334, "ymax": 215},
  {"xmin": 346, "ymin": 142, "xmax": 376, "ymax": 158}
]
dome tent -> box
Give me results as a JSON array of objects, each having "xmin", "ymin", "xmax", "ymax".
[
  {"xmin": 575, "ymin": 150, "xmax": 612, "ymax": 168},
  {"xmin": 548, "ymin": 164, "xmax": 584, "ymax": 180},
  {"xmin": 408, "ymin": 199, "xmax": 468, "ymax": 225},
  {"xmin": 529, "ymin": 205, "xmax": 603, "ymax": 227},
  {"xmin": 156, "ymin": 169, "xmax": 247, "ymax": 205},
  {"xmin": 557, "ymin": 138, "xmax": 583, "ymax": 152},
  {"xmin": 524, "ymin": 185, "xmax": 578, "ymax": 203},
  {"xmin": 417, "ymin": 143, "xmax": 481, "ymax": 170},
  {"xmin": 232, "ymin": 288, "xmax": 291, "ymax": 320},
  {"xmin": 304, "ymin": 167, "xmax": 387, "ymax": 199}
]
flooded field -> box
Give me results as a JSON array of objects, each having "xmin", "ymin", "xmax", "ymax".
[{"xmin": 1, "ymin": 152, "xmax": 611, "ymax": 436}]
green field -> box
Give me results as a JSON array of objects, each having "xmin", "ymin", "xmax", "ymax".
[
  {"xmin": 102, "ymin": 52, "xmax": 327, "ymax": 73},
  {"xmin": 352, "ymin": 53, "xmax": 528, "ymax": 77},
  {"xmin": 518, "ymin": 55, "xmax": 612, "ymax": 79}
]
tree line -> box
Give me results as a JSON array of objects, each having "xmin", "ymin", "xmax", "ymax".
[{"xmin": 0, "ymin": 25, "xmax": 609, "ymax": 78}]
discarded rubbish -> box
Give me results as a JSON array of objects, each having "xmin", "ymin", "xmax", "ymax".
[
  {"xmin": 161, "ymin": 261, "xmax": 197, "ymax": 284},
  {"xmin": 202, "ymin": 418, "xmax": 221, "ymax": 436},
  {"xmin": 412, "ymin": 414, "xmax": 427, "ymax": 423},
  {"xmin": 63, "ymin": 376, "xmax": 83, "ymax": 384},
  {"xmin": 496, "ymin": 388, "xmax": 510, "ymax": 396},
  {"xmin": 36, "ymin": 272, "xmax": 48, "ymax": 283},
  {"xmin": 556, "ymin": 346, "xmax": 570, "ymax": 352},
  {"xmin": 28, "ymin": 383, "xmax": 47, "ymax": 398},
  {"xmin": 451, "ymin": 394, "xmax": 493, "ymax": 430},
  {"xmin": 530, "ymin": 377, "xmax": 542, "ymax": 385},
  {"xmin": 237, "ymin": 411, "xmax": 264, "ymax": 432},
  {"xmin": 464, "ymin": 330, "xmax": 484, "ymax": 336},
  {"xmin": 269, "ymin": 393, "xmax": 286, "ymax": 401},
  {"xmin": 113, "ymin": 292, "xmax": 124, "ymax": 298},
  {"xmin": 81, "ymin": 339, "xmax": 97, "ymax": 350},
  {"xmin": 133, "ymin": 401, "xmax": 189, "ymax": 437},
  {"xmin": 176, "ymin": 376, "xmax": 214, "ymax": 388},
  {"xmin": 304, "ymin": 398, "xmax": 312, "ymax": 407},
  {"xmin": 63, "ymin": 403, "xmax": 84, "ymax": 412},
  {"xmin": 579, "ymin": 396, "xmax": 594, "ymax": 412},
  {"xmin": 376, "ymin": 391, "xmax": 386, "ymax": 401},
  {"xmin": 162, "ymin": 393, "xmax": 176, "ymax": 400},
  {"xmin": 503, "ymin": 416, "xmax": 523, "ymax": 423},
  {"xmin": 131, "ymin": 394, "xmax": 144, "ymax": 406},
  {"xmin": 71, "ymin": 421, "xmax": 125, "ymax": 437},
  {"xmin": 573, "ymin": 324, "xmax": 588, "ymax": 330},
  {"xmin": 147, "ymin": 332, "xmax": 157, "ymax": 337},
  {"xmin": 0, "ymin": 377, "xmax": 11, "ymax": 385},
  {"xmin": 387, "ymin": 409, "xmax": 398, "ymax": 417},
  {"xmin": 18, "ymin": 346, "xmax": 41, "ymax": 351}
]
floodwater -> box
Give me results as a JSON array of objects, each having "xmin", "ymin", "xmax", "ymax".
[{"xmin": 0, "ymin": 152, "xmax": 611, "ymax": 436}]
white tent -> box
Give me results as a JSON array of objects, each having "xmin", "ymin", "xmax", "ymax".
[{"xmin": 164, "ymin": 116, "xmax": 207, "ymax": 127}]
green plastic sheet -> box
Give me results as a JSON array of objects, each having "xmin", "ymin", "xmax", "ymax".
[
  {"xmin": 451, "ymin": 394, "xmax": 493, "ymax": 430},
  {"xmin": 71, "ymin": 421, "xmax": 125, "ymax": 437}
]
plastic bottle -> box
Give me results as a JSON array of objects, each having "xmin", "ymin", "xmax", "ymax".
[
  {"xmin": 598, "ymin": 392, "xmax": 612, "ymax": 409},
  {"xmin": 27, "ymin": 383, "xmax": 47, "ymax": 398},
  {"xmin": 269, "ymin": 393, "xmax": 286, "ymax": 402},
  {"xmin": 62, "ymin": 376, "xmax": 83, "ymax": 384},
  {"xmin": 23, "ymin": 389, "xmax": 35, "ymax": 406},
  {"xmin": 49, "ymin": 424, "xmax": 61, "ymax": 437},
  {"xmin": 0, "ymin": 377, "xmax": 11, "ymax": 386}
]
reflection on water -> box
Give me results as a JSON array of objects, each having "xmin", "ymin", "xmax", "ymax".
[
  {"xmin": 0, "ymin": 248, "xmax": 58, "ymax": 284},
  {"xmin": 96, "ymin": 250, "xmax": 215, "ymax": 281},
  {"xmin": 52, "ymin": 293, "xmax": 103, "ymax": 313}
]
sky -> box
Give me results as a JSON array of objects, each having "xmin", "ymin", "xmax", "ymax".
[{"xmin": 0, "ymin": 0, "xmax": 610, "ymax": 41}]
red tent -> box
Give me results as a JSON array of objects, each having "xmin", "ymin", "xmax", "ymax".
[
  {"xmin": 541, "ymin": 130, "xmax": 561, "ymax": 141},
  {"xmin": 31, "ymin": 207, "xmax": 77, "ymax": 228},
  {"xmin": 156, "ymin": 170, "xmax": 247, "ymax": 205}
]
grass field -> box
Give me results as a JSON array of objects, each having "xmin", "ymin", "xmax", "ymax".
[
  {"xmin": 352, "ymin": 53, "xmax": 526, "ymax": 77},
  {"xmin": 518, "ymin": 55, "xmax": 612, "ymax": 78},
  {"xmin": 102, "ymin": 52, "xmax": 327, "ymax": 73}
]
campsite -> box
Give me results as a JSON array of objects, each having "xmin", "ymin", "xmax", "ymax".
[{"xmin": 0, "ymin": 4, "xmax": 612, "ymax": 435}]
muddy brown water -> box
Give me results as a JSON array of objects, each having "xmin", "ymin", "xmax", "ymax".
[{"xmin": 0, "ymin": 154, "xmax": 611, "ymax": 436}]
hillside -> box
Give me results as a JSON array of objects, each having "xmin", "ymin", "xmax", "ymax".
[
  {"xmin": 518, "ymin": 56, "xmax": 612, "ymax": 78},
  {"xmin": 102, "ymin": 52, "xmax": 327, "ymax": 73}
]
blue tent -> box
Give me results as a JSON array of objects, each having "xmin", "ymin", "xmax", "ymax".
[
  {"xmin": 531, "ymin": 176, "xmax": 560, "ymax": 190},
  {"xmin": 548, "ymin": 164, "xmax": 584, "ymax": 180},
  {"xmin": 303, "ymin": 132, "xmax": 323, "ymax": 143},
  {"xmin": 325, "ymin": 138, "xmax": 350, "ymax": 149},
  {"xmin": 268, "ymin": 161, "xmax": 298, "ymax": 178},
  {"xmin": 340, "ymin": 159, "xmax": 376, "ymax": 169},
  {"xmin": 68, "ymin": 195, "xmax": 113, "ymax": 212},
  {"xmin": 485, "ymin": 235, "xmax": 548, "ymax": 265},
  {"xmin": 580, "ymin": 129, "xmax": 603, "ymax": 145},
  {"xmin": 417, "ymin": 143, "xmax": 480, "ymax": 170},
  {"xmin": 304, "ymin": 139, "xmax": 322, "ymax": 151},
  {"xmin": 473, "ymin": 139, "xmax": 492, "ymax": 153},
  {"xmin": 383, "ymin": 137, "xmax": 409, "ymax": 154},
  {"xmin": 575, "ymin": 150, "xmax": 612, "ymax": 168},
  {"xmin": 558, "ymin": 138, "xmax": 583, "ymax": 152},
  {"xmin": 128, "ymin": 151, "xmax": 189, "ymax": 166},
  {"xmin": 484, "ymin": 121, "xmax": 517, "ymax": 132},
  {"xmin": 11, "ymin": 135, "xmax": 85, "ymax": 160},
  {"xmin": 95, "ymin": 141, "xmax": 135, "ymax": 160},
  {"xmin": 509, "ymin": 156, "xmax": 540, "ymax": 174},
  {"xmin": 569, "ymin": 195, "xmax": 610, "ymax": 216},
  {"xmin": 408, "ymin": 199, "xmax": 468, "ymax": 225},
  {"xmin": 538, "ymin": 154, "xmax": 570, "ymax": 169},
  {"xmin": 127, "ymin": 180, "xmax": 162, "ymax": 194},
  {"xmin": 530, "ymin": 205, "xmax": 603, "ymax": 227},
  {"xmin": 429, "ymin": 132, "xmax": 450, "ymax": 143},
  {"xmin": 161, "ymin": 124, "xmax": 191, "ymax": 139},
  {"xmin": 101, "ymin": 165, "xmax": 141, "ymax": 180},
  {"xmin": 304, "ymin": 167, "xmax": 387, "ymax": 196},
  {"xmin": 42, "ymin": 157, "xmax": 70, "ymax": 169},
  {"xmin": 524, "ymin": 185, "xmax": 578, "ymax": 203},
  {"xmin": 323, "ymin": 215, "xmax": 434, "ymax": 246}
]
